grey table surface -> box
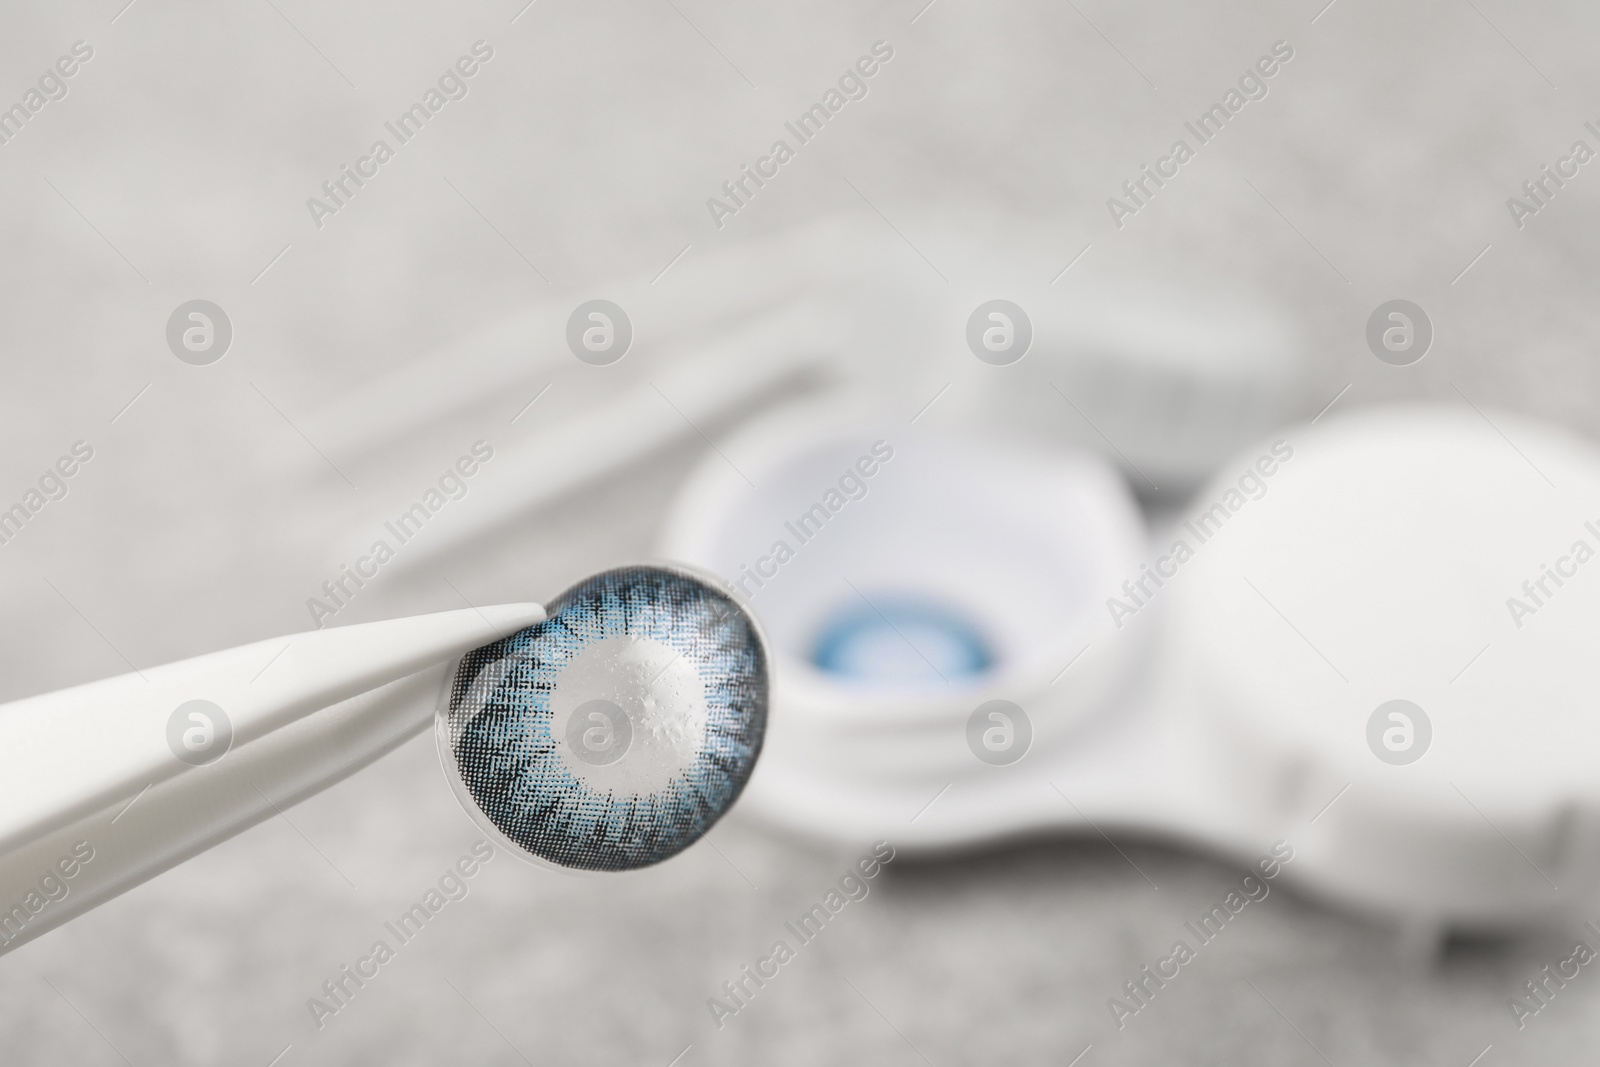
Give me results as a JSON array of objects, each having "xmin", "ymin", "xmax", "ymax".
[{"xmin": 3, "ymin": 0, "xmax": 1600, "ymax": 1063}]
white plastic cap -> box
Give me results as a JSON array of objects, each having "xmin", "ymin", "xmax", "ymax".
[{"xmin": 1172, "ymin": 406, "xmax": 1600, "ymax": 926}]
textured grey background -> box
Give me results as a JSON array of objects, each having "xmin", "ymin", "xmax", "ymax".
[{"xmin": 2, "ymin": 0, "xmax": 1600, "ymax": 1063}]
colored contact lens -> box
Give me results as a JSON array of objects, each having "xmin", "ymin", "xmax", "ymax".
[
  {"xmin": 810, "ymin": 596, "xmax": 994, "ymax": 683},
  {"xmin": 438, "ymin": 565, "xmax": 767, "ymax": 872}
]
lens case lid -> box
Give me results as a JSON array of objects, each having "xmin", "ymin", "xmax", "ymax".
[{"xmin": 1172, "ymin": 405, "xmax": 1600, "ymax": 923}]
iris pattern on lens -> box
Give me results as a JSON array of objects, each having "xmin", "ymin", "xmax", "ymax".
[{"xmin": 440, "ymin": 566, "xmax": 767, "ymax": 871}]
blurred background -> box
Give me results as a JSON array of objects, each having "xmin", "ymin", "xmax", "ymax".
[{"xmin": 3, "ymin": 0, "xmax": 1600, "ymax": 1063}]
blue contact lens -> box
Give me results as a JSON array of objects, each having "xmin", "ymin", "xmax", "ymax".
[
  {"xmin": 438, "ymin": 566, "xmax": 767, "ymax": 872},
  {"xmin": 810, "ymin": 596, "xmax": 994, "ymax": 683}
]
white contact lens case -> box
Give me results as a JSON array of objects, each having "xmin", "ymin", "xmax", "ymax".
[{"xmin": 661, "ymin": 397, "xmax": 1600, "ymax": 937}]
